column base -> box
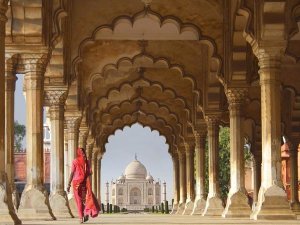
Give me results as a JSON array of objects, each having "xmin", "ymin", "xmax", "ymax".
[
  {"xmin": 0, "ymin": 173, "xmax": 22, "ymax": 225},
  {"xmin": 18, "ymin": 186, "xmax": 56, "ymax": 220},
  {"xmin": 68, "ymin": 195, "xmax": 79, "ymax": 217},
  {"xmin": 182, "ymin": 199, "xmax": 194, "ymax": 215},
  {"xmin": 291, "ymin": 202, "xmax": 300, "ymax": 216},
  {"xmin": 175, "ymin": 202, "xmax": 185, "ymax": 214},
  {"xmin": 202, "ymin": 196, "xmax": 224, "ymax": 216},
  {"xmin": 191, "ymin": 197, "xmax": 206, "ymax": 215},
  {"xmin": 222, "ymin": 190, "xmax": 251, "ymax": 218},
  {"xmin": 170, "ymin": 203, "xmax": 178, "ymax": 214},
  {"xmin": 50, "ymin": 191, "xmax": 74, "ymax": 218},
  {"xmin": 250, "ymin": 185, "xmax": 296, "ymax": 220}
]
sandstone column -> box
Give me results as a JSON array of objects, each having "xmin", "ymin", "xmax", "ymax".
[
  {"xmin": 46, "ymin": 89, "xmax": 73, "ymax": 218},
  {"xmin": 171, "ymin": 153, "xmax": 179, "ymax": 214},
  {"xmin": 0, "ymin": 1, "xmax": 21, "ymax": 224},
  {"xmin": 78, "ymin": 126, "xmax": 88, "ymax": 149},
  {"xmin": 65, "ymin": 116, "xmax": 81, "ymax": 216},
  {"xmin": 18, "ymin": 55, "xmax": 56, "ymax": 220},
  {"xmin": 203, "ymin": 115, "xmax": 224, "ymax": 216},
  {"xmin": 289, "ymin": 140, "xmax": 300, "ymax": 214},
  {"xmin": 223, "ymin": 88, "xmax": 251, "ymax": 217},
  {"xmin": 250, "ymin": 45, "xmax": 295, "ymax": 219},
  {"xmin": 192, "ymin": 129, "xmax": 207, "ymax": 215},
  {"xmin": 183, "ymin": 142, "xmax": 195, "ymax": 215},
  {"xmin": 64, "ymin": 129, "xmax": 68, "ymax": 191},
  {"xmin": 97, "ymin": 152, "xmax": 103, "ymax": 204},
  {"xmin": 176, "ymin": 150, "xmax": 186, "ymax": 214},
  {"xmin": 5, "ymin": 59, "xmax": 19, "ymax": 209},
  {"xmin": 252, "ymin": 150, "xmax": 261, "ymax": 209},
  {"xmin": 92, "ymin": 149, "xmax": 99, "ymax": 195}
]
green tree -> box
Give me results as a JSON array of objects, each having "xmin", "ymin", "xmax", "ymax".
[
  {"xmin": 14, "ymin": 121, "xmax": 26, "ymax": 151},
  {"xmin": 204, "ymin": 126, "xmax": 230, "ymax": 200},
  {"xmin": 204, "ymin": 126, "xmax": 253, "ymax": 201}
]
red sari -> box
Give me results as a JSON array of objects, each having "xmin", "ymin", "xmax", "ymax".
[{"xmin": 71, "ymin": 148, "xmax": 100, "ymax": 219}]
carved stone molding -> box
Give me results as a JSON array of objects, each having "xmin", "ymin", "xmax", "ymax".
[{"xmin": 24, "ymin": 75, "xmax": 44, "ymax": 90}]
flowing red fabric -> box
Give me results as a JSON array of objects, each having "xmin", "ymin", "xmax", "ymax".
[{"xmin": 72, "ymin": 148, "xmax": 100, "ymax": 218}]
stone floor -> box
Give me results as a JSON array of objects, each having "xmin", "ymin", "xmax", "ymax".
[{"xmin": 21, "ymin": 214, "xmax": 300, "ymax": 225}]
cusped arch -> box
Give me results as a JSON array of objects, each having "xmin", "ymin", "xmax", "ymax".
[
  {"xmin": 72, "ymin": 7, "xmax": 222, "ymax": 82},
  {"xmin": 98, "ymin": 111, "xmax": 182, "ymax": 143}
]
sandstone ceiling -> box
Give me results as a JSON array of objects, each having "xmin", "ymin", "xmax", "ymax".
[{"xmin": 5, "ymin": 0, "xmax": 300, "ymax": 156}]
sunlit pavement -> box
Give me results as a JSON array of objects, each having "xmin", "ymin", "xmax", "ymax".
[{"xmin": 20, "ymin": 214, "xmax": 300, "ymax": 225}]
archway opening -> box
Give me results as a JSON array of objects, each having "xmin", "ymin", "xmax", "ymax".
[{"xmin": 101, "ymin": 123, "xmax": 172, "ymax": 211}]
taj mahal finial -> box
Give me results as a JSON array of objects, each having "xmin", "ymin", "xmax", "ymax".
[{"xmin": 135, "ymin": 153, "xmax": 137, "ymax": 160}]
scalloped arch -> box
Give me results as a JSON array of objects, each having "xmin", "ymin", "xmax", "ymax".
[
  {"xmin": 72, "ymin": 7, "xmax": 222, "ymax": 81},
  {"xmin": 87, "ymin": 53, "xmax": 200, "ymax": 106}
]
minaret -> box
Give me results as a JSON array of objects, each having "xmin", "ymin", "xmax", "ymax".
[
  {"xmin": 105, "ymin": 181, "xmax": 109, "ymax": 204},
  {"xmin": 163, "ymin": 181, "xmax": 166, "ymax": 203}
]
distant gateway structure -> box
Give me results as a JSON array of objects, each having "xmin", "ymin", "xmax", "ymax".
[{"xmin": 108, "ymin": 156, "xmax": 162, "ymax": 211}]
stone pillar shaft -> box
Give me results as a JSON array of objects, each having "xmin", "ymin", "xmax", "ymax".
[
  {"xmin": 195, "ymin": 132, "xmax": 206, "ymax": 199},
  {"xmin": 192, "ymin": 130, "xmax": 207, "ymax": 215},
  {"xmin": 4, "ymin": 71, "xmax": 17, "ymax": 189},
  {"xmin": 203, "ymin": 115, "xmax": 224, "ymax": 216},
  {"xmin": 207, "ymin": 117, "xmax": 220, "ymax": 197},
  {"xmin": 179, "ymin": 152, "xmax": 186, "ymax": 204},
  {"xmin": 97, "ymin": 156, "xmax": 102, "ymax": 203},
  {"xmin": 251, "ymin": 47, "xmax": 295, "ymax": 220},
  {"xmin": 92, "ymin": 152, "xmax": 98, "ymax": 195},
  {"xmin": 0, "ymin": 1, "xmax": 21, "ymax": 224},
  {"xmin": 24, "ymin": 60, "xmax": 45, "ymax": 188},
  {"xmin": 171, "ymin": 155, "xmax": 179, "ymax": 214},
  {"xmin": 48, "ymin": 93, "xmax": 66, "ymax": 194},
  {"xmin": 223, "ymin": 88, "xmax": 251, "ymax": 218},
  {"xmin": 64, "ymin": 131, "xmax": 69, "ymax": 191},
  {"xmin": 185, "ymin": 146, "xmax": 193, "ymax": 201},
  {"xmin": 66, "ymin": 118, "xmax": 80, "ymax": 175}
]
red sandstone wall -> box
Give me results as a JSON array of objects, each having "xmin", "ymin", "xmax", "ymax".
[{"xmin": 14, "ymin": 149, "xmax": 51, "ymax": 183}]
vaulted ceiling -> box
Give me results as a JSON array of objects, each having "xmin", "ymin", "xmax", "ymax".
[{"xmin": 5, "ymin": 0, "xmax": 300, "ymax": 156}]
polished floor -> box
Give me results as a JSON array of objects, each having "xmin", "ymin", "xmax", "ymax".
[{"xmin": 21, "ymin": 214, "xmax": 300, "ymax": 225}]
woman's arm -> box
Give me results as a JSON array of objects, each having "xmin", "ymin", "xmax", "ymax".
[{"xmin": 67, "ymin": 172, "xmax": 74, "ymax": 192}]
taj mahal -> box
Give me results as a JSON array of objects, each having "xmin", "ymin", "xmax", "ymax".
[{"xmin": 107, "ymin": 156, "xmax": 163, "ymax": 211}]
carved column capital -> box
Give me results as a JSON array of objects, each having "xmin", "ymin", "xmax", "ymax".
[
  {"xmin": 251, "ymin": 41, "xmax": 286, "ymax": 80},
  {"xmin": 45, "ymin": 90, "xmax": 68, "ymax": 106},
  {"xmin": 225, "ymin": 88, "xmax": 248, "ymax": 105},
  {"xmin": 0, "ymin": 0, "xmax": 8, "ymax": 22},
  {"xmin": 194, "ymin": 130, "xmax": 207, "ymax": 149},
  {"xmin": 65, "ymin": 117, "xmax": 81, "ymax": 132},
  {"xmin": 23, "ymin": 54, "xmax": 49, "ymax": 74},
  {"xmin": 204, "ymin": 114, "xmax": 220, "ymax": 126}
]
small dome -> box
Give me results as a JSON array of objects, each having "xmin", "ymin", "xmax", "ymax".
[
  {"xmin": 118, "ymin": 174, "xmax": 125, "ymax": 181},
  {"xmin": 146, "ymin": 174, "xmax": 154, "ymax": 181},
  {"xmin": 124, "ymin": 159, "xmax": 147, "ymax": 179}
]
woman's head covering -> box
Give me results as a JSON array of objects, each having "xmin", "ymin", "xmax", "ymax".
[{"xmin": 76, "ymin": 147, "xmax": 86, "ymax": 165}]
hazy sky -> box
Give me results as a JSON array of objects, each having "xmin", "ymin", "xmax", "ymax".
[{"xmin": 14, "ymin": 75, "xmax": 173, "ymax": 203}]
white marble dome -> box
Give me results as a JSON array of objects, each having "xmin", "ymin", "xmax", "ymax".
[{"xmin": 124, "ymin": 159, "xmax": 147, "ymax": 179}]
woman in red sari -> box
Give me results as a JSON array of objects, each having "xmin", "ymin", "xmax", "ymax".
[{"xmin": 67, "ymin": 148, "xmax": 100, "ymax": 223}]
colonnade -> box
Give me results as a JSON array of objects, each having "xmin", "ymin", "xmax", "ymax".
[{"xmin": 0, "ymin": 1, "xmax": 299, "ymax": 225}]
